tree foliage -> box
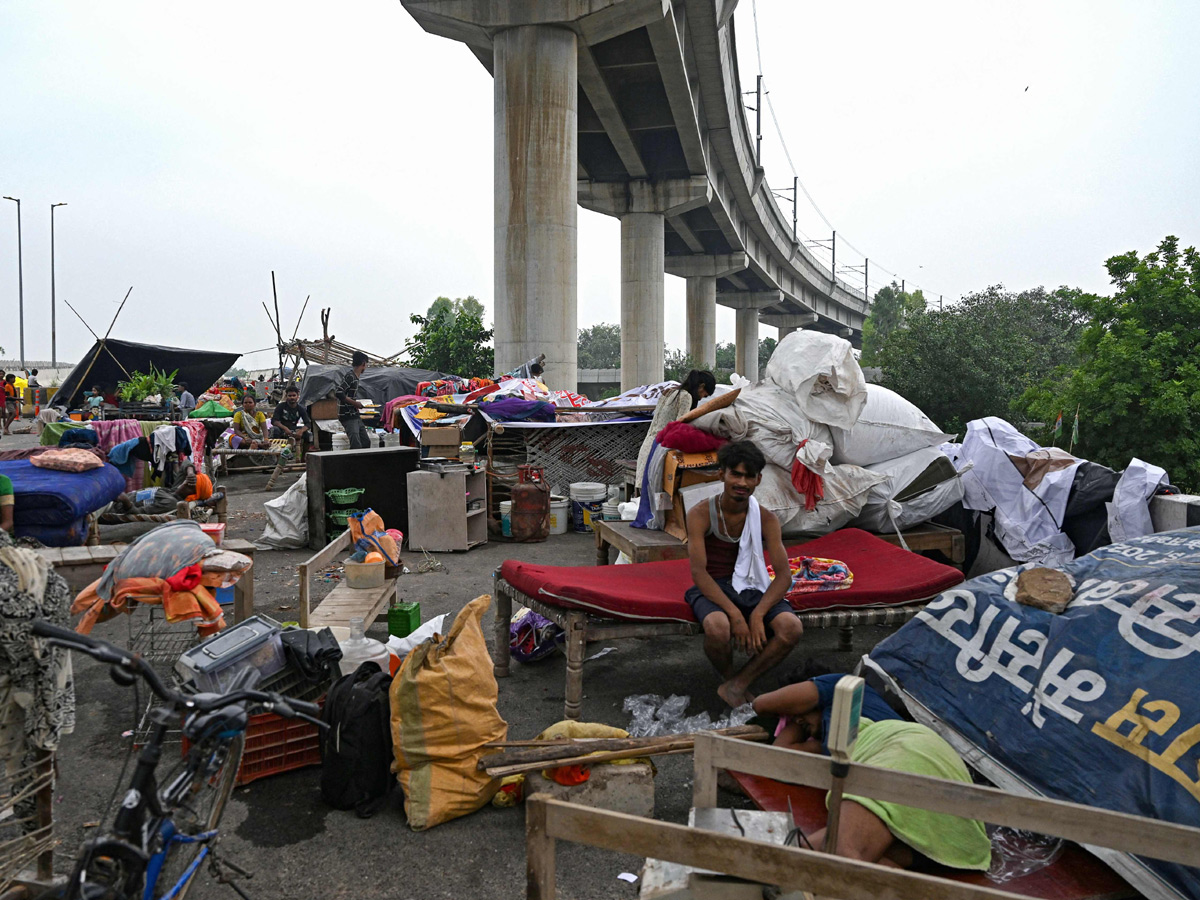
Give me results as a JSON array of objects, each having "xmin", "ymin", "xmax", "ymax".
[
  {"xmin": 876, "ymin": 285, "xmax": 1089, "ymax": 436},
  {"xmin": 578, "ymin": 323, "xmax": 622, "ymax": 369},
  {"xmin": 758, "ymin": 337, "xmax": 777, "ymax": 373},
  {"xmin": 1020, "ymin": 236, "xmax": 1200, "ymax": 490},
  {"xmin": 404, "ymin": 295, "xmax": 494, "ymax": 377},
  {"xmin": 861, "ymin": 282, "xmax": 927, "ymax": 364}
]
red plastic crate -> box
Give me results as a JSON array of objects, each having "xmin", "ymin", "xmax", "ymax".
[{"xmin": 183, "ymin": 698, "xmax": 325, "ymax": 786}]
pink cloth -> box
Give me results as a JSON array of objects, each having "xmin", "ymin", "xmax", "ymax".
[
  {"xmin": 179, "ymin": 420, "xmax": 207, "ymax": 472},
  {"xmin": 382, "ymin": 396, "xmax": 426, "ymax": 433},
  {"xmin": 88, "ymin": 419, "xmax": 145, "ymax": 491}
]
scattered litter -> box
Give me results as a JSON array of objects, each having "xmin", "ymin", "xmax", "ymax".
[
  {"xmin": 82, "ymin": 821, "xmax": 99, "ymax": 829},
  {"xmin": 277, "ymin": 605, "xmax": 292, "ymax": 611},
  {"xmin": 617, "ymin": 873, "xmax": 638, "ymax": 883},
  {"xmin": 121, "ymin": 730, "xmax": 133, "ymax": 738},
  {"xmin": 987, "ymin": 827, "xmax": 1064, "ymax": 883},
  {"xmin": 623, "ymin": 694, "xmax": 755, "ymax": 738},
  {"xmin": 585, "ymin": 647, "xmax": 618, "ymax": 662}
]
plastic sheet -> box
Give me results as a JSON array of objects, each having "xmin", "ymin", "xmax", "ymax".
[
  {"xmin": 986, "ymin": 826, "xmax": 1065, "ymax": 883},
  {"xmin": 622, "ymin": 693, "xmax": 754, "ymax": 738}
]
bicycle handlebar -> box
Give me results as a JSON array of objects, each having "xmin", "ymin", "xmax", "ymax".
[{"xmin": 32, "ymin": 620, "xmax": 322, "ymax": 720}]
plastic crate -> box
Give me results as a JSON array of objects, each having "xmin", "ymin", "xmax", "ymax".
[{"xmin": 182, "ymin": 696, "xmax": 325, "ymax": 786}]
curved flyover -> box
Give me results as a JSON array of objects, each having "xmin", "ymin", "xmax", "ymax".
[{"xmin": 402, "ymin": 0, "xmax": 869, "ymax": 390}]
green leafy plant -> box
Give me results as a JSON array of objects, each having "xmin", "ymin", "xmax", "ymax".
[
  {"xmin": 1020, "ymin": 236, "xmax": 1200, "ymax": 490},
  {"xmin": 403, "ymin": 296, "xmax": 494, "ymax": 376},
  {"xmin": 117, "ymin": 365, "xmax": 179, "ymax": 403}
]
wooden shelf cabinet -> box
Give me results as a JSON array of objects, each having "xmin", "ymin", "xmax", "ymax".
[{"xmin": 406, "ymin": 469, "xmax": 488, "ymax": 551}]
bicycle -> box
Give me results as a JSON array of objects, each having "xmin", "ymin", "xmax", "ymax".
[{"xmin": 29, "ymin": 621, "xmax": 325, "ymax": 900}]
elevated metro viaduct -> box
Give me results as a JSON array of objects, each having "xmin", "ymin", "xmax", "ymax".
[{"xmin": 403, "ymin": 0, "xmax": 871, "ymax": 391}]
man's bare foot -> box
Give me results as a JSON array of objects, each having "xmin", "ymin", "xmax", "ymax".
[{"xmin": 717, "ymin": 681, "xmax": 755, "ymax": 708}]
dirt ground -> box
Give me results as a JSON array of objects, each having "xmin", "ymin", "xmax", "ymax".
[{"xmin": 8, "ymin": 432, "xmax": 900, "ymax": 899}]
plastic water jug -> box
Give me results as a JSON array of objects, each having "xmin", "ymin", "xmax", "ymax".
[{"xmin": 337, "ymin": 616, "xmax": 391, "ymax": 676}]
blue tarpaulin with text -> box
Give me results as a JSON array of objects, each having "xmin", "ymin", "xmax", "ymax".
[{"xmin": 867, "ymin": 526, "xmax": 1200, "ymax": 900}]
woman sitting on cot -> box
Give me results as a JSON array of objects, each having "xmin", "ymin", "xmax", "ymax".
[
  {"xmin": 232, "ymin": 394, "xmax": 269, "ymax": 450},
  {"xmin": 752, "ymin": 674, "xmax": 991, "ymax": 871}
]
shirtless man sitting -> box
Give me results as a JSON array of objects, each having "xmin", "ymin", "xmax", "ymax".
[{"xmin": 685, "ymin": 440, "xmax": 802, "ymax": 707}]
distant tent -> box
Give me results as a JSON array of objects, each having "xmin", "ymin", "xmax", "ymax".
[{"xmin": 50, "ymin": 339, "xmax": 240, "ymax": 409}]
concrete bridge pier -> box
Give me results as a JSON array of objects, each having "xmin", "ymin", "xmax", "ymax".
[
  {"xmin": 720, "ymin": 290, "xmax": 781, "ymax": 382},
  {"xmin": 579, "ymin": 176, "xmax": 710, "ymax": 390},
  {"xmin": 494, "ymin": 25, "xmax": 579, "ymax": 389},
  {"xmin": 664, "ymin": 253, "xmax": 748, "ymax": 369}
]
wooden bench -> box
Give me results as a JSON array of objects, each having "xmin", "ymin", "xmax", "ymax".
[
  {"xmin": 298, "ymin": 530, "xmax": 398, "ymax": 630},
  {"xmin": 37, "ymin": 537, "xmax": 256, "ymax": 624},
  {"xmin": 593, "ymin": 519, "xmax": 966, "ymax": 568}
]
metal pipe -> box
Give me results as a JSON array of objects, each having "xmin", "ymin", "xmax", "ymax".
[
  {"xmin": 3, "ymin": 196, "xmax": 24, "ymax": 368},
  {"xmin": 50, "ymin": 202, "xmax": 67, "ymax": 368},
  {"xmin": 755, "ymin": 75, "xmax": 762, "ymax": 165}
]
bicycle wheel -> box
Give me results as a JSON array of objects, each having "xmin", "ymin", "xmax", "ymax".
[{"xmin": 150, "ymin": 733, "xmax": 244, "ymax": 900}]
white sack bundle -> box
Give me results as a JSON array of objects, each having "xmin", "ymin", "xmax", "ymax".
[
  {"xmin": 753, "ymin": 443, "xmax": 886, "ymax": 537},
  {"xmin": 764, "ymin": 331, "xmax": 868, "ymax": 431},
  {"xmin": 831, "ymin": 384, "xmax": 955, "ymax": 467},
  {"xmin": 722, "ymin": 382, "xmax": 834, "ymax": 470},
  {"xmin": 851, "ymin": 446, "xmax": 966, "ymax": 534}
]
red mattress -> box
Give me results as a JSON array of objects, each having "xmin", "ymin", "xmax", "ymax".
[{"xmin": 500, "ymin": 528, "xmax": 964, "ymax": 624}]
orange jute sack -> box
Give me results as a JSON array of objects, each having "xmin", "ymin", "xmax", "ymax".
[{"xmin": 390, "ymin": 595, "xmax": 508, "ymax": 830}]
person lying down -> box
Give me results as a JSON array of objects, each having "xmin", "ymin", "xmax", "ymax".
[{"xmin": 753, "ymin": 673, "xmax": 991, "ymax": 871}]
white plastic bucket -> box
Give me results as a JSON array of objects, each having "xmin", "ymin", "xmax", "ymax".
[
  {"xmin": 499, "ymin": 500, "xmax": 512, "ymax": 538},
  {"xmin": 570, "ymin": 482, "xmax": 607, "ymax": 533},
  {"xmin": 548, "ymin": 496, "xmax": 569, "ymax": 535},
  {"xmin": 331, "ymin": 433, "xmax": 350, "ymax": 451},
  {"xmin": 602, "ymin": 500, "xmax": 621, "ymax": 521}
]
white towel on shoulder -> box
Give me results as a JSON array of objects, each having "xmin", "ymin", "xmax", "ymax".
[{"xmin": 732, "ymin": 496, "xmax": 771, "ymax": 593}]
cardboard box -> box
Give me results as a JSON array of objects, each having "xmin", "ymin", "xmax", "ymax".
[
  {"xmin": 662, "ymin": 449, "xmax": 722, "ymax": 540},
  {"xmin": 420, "ymin": 424, "xmax": 464, "ymax": 458},
  {"xmin": 309, "ymin": 397, "xmax": 337, "ymax": 420}
]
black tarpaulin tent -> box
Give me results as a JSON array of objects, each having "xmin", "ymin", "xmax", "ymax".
[
  {"xmin": 50, "ymin": 339, "xmax": 241, "ymax": 408},
  {"xmin": 297, "ymin": 364, "xmax": 448, "ymax": 410}
]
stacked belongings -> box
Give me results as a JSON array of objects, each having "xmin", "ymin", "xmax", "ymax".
[
  {"xmin": 641, "ymin": 331, "xmax": 965, "ymax": 540},
  {"xmin": 72, "ymin": 520, "xmax": 252, "ymax": 636}
]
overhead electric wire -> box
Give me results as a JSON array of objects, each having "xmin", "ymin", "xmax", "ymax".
[{"xmin": 746, "ymin": 0, "xmax": 950, "ymax": 303}]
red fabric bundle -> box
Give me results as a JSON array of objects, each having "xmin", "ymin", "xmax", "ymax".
[
  {"xmin": 790, "ymin": 440, "xmax": 825, "ymax": 512},
  {"xmin": 657, "ymin": 420, "xmax": 726, "ymax": 453}
]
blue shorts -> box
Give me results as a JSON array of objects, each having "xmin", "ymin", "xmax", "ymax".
[{"xmin": 684, "ymin": 578, "xmax": 792, "ymax": 632}]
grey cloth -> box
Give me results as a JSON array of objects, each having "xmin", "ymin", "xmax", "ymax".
[
  {"xmin": 644, "ymin": 442, "xmax": 670, "ymax": 531},
  {"xmin": 344, "ymin": 417, "xmax": 371, "ymax": 450}
]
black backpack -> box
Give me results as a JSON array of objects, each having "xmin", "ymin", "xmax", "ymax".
[{"xmin": 319, "ymin": 661, "xmax": 394, "ymax": 817}]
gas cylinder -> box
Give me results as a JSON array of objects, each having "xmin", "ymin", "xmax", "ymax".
[{"xmin": 509, "ymin": 464, "xmax": 550, "ymax": 542}]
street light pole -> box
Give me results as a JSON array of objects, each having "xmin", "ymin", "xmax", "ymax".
[
  {"xmin": 2, "ymin": 197, "xmax": 24, "ymax": 369},
  {"xmin": 50, "ymin": 202, "xmax": 67, "ymax": 368}
]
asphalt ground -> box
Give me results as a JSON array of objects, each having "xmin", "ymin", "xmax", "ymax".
[{"xmin": 5, "ymin": 430, "xmax": 901, "ymax": 900}]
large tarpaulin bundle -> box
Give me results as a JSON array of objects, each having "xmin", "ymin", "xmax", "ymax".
[
  {"xmin": 865, "ymin": 526, "xmax": 1200, "ymax": 900},
  {"xmin": 50, "ymin": 339, "xmax": 240, "ymax": 409},
  {"xmin": 297, "ymin": 364, "xmax": 448, "ymax": 409}
]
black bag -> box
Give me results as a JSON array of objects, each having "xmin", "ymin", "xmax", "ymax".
[{"xmin": 319, "ymin": 661, "xmax": 394, "ymax": 817}]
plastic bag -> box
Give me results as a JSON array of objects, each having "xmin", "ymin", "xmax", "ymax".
[
  {"xmin": 986, "ymin": 826, "xmax": 1064, "ymax": 883},
  {"xmin": 348, "ymin": 509, "xmax": 400, "ymax": 565},
  {"xmin": 255, "ymin": 473, "xmax": 308, "ymax": 549},
  {"xmin": 386, "ymin": 613, "xmax": 448, "ymax": 660},
  {"xmin": 508, "ymin": 608, "xmax": 563, "ymax": 663},
  {"xmin": 622, "ymin": 694, "xmax": 754, "ymax": 738}
]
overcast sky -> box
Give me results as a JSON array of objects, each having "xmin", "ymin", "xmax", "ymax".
[{"xmin": 2, "ymin": 1, "xmax": 1197, "ymax": 370}]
